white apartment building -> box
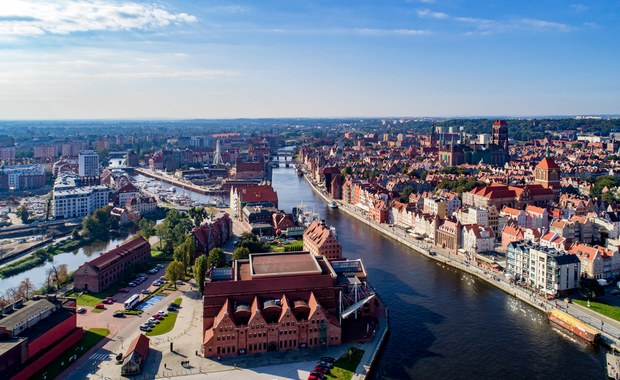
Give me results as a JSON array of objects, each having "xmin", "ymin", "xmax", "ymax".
[
  {"xmin": 507, "ymin": 242, "xmax": 581, "ymax": 296},
  {"xmin": 52, "ymin": 174, "xmax": 111, "ymax": 218},
  {"xmin": 78, "ymin": 150, "xmax": 100, "ymax": 177}
]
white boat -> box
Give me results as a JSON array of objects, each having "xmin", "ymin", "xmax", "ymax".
[{"xmin": 328, "ymin": 200, "xmax": 338, "ymax": 209}]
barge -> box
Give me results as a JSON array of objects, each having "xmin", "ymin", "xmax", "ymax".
[{"xmin": 548, "ymin": 309, "xmax": 600, "ymax": 343}]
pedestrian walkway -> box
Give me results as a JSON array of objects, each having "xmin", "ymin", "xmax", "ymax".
[{"xmin": 89, "ymin": 353, "xmax": 110, "ymax": 361}]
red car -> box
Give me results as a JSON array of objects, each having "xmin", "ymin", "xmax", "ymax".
[
  {"xmin": 308, "ymin": 373, "xmax": 326, "ymax": 380},
  {"xmin": 95, "ymin": 303, "xmax": 105, "ymax": 309},
  {"xmin": 152, "ymin": 314, "xmax": 163, "ymax": 320},
  {"xmin": 312, "ymin": 366, "xmax": 329, "ymax": 374}
]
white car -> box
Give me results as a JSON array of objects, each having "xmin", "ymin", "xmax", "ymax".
[{"xmin": 157, "ymin": 310, "xmax": 168, "ymax": 316}]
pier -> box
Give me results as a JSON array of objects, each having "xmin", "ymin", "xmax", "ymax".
[{"xmin": 134, "ymin": 168, "xmax": 228, "ymax": 195}]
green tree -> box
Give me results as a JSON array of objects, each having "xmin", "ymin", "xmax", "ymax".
[
  {"xmin": 166, "ymin": 260, "xmax": 185, "ymax": 289},
  {"xmin": 173, "ymin": 236, "xmax": 196, "ymax": 273},
  {"xmin": 207, "ymin": 248, "xmax": 226, "ymax": 268},
  {"xmin": 188, "ymin": 207, "xmax": 208, "ymax": 227},
  {"xmin": 399, "ymin": 186, "xmax": 414, "ymax": 203},
  {"xmin": 232, "ymin": 247, "xmax": 250, "ymax": 261},
  {"xmin": 71, "ymin": 228, "xmax": 80, "ymax": 240},
  {"xmin": 193, "ymin": 255, "xmax": 208, "ymax": 293},
  {"xmin": 138, "ymin": 218, "xmax": 156, "ymax": 239},
  {"xmin": 17, "ymin": 205, "xmax": 29, "ymax": 224}
]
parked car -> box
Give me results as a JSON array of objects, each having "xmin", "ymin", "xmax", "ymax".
[
  {"xmin": 320, "ymin": 357, "xmax": 336, "ymax": 364},
  {"xmin": 141, "ymin": 289, "xmax": 151, "ymax": 294},
  {"xmin": 169, "ymin": 302, "xmax": 180, "ymax": 308},
  {"xmin": 167, "ymin": 306, "xmax": 177, "ymax": 312},
  {"xmin": 118, "ymin": 288, "xmax": 129, "ymax": 293},
  {"xmin": 317, "ymin": 361, "xmax": 333, "ymax": 368},
  {"xmin": 77, "ymin": 307, "xmax": 86, "ymax": 314},
  {"xmin": 159, "ymin": 276, "xmax": 167, "ymax": 281},
  {"xmin": 128, "ymin": 282, "xmax": 137, "ymax": 287},
  {"xmin": 175, "ymin": 280, "xmax": 184, "ymax": 285},
  {"xmin": 95, "ymin": 303, "xmax": 105, "ymax": 309},
  {"xmin": 102, "ymin": 299, "xmax": 113, "ymax": 304},
  {"xmin": 157, "ymin": 310, "xmax": 168, "ymax": 316},
  {"xmin": 308, "ymin": 373, "xmax": 326, "ymax": 380},
  {"xmin": 139, "ymin": 324, "xmax": 151, "ymax": 332},
  {"xmin": 147, "ymin": 318, "xmax": 159, "ymax": 325},
  {"xmin": 152, "ymin": 314, "xmax": 163, "ymax": 320},
  {"xmin": 313, "ymin": 366, "xmax": 329, "ymax": 374},
  {"xmin": 113, "ymin": 311, "xmax": 124, "ymax": 317}
]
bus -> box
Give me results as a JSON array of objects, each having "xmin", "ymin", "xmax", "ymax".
[{"xmin": 124, "ymin": 294, "xmax": 140, "ymax": 310}]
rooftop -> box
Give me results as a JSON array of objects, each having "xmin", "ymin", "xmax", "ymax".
[{"xmin": 249, "ymin": 252, "xmax": 322, "ymax": 278}]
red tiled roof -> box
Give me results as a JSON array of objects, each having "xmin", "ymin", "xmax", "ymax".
[
  {"xmin": 126, "ymin": 333, "xmax": 149, "ymax": 358},
  {"xmin": 89, "ymin": 236, "xmax": 149, "ymax": 270},
  {"xmin": 536, "ymin": 157, "xmax": 560, "ymax": 170}
]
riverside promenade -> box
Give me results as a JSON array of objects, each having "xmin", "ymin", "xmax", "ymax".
[{"xmin": 301, "ymin": 168, "xmax": 620, "ymax": 348}]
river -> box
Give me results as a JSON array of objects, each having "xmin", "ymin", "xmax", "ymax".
[
  {"xmin": 0, "ymin": 233, "xmax": 134, "ymax": 294},
  {"xmin": 270, "ymin": 166, "xmax": 605, "ymax": 379}
]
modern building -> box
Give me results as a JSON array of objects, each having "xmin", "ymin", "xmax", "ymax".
[
  {"xmin": 0, "ymin": 296, "xmax": 83, "ymax": 380},
  {"xmin": 506, "ymin": 241, "xmax": 581, "ymax": 297},
  {"xmin": 303, "ymin": 220, "xmax": 342, "ymax": 260},
  {"xmin": 52, "ymin": 174, "xmax": 111, "ymax": 219},
  {"xmin": 78, "ymin": 150, "xmax": 99, "ymax": 177},
  {"xmin": 0, "ymin": 165, "xmax": 46, "ymax": 191},
  {"xmin": 73, "ymin": 236, "xmax": 151, "ymax": 292},
  {"xmin": 202, "ymin": 252, "xmax": 378, "ymax": 358}
]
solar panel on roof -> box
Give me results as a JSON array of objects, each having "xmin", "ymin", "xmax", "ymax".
[{"xmin": 211, "ymin": 268, "xmax": 233, "ymax": 281}]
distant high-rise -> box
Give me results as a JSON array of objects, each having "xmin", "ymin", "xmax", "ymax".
[
  {"xmin": 78, "ymin": 150, "xmax": 100, "ymax": 177},
  {"xmin": 491, "ymin": 120, "xmax": 509, "ymax": 151}
]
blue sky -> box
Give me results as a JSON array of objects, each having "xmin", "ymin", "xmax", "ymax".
[{"xmin": 0, "ymin": 0, "xmax": 618, "ymax": 119}]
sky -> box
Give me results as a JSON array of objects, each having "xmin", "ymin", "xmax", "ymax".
[{"xmin": 0, "ymin": 0, "xmax": 619, "ymax": 119}]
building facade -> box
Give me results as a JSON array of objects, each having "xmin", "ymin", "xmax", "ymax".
[
  {"xmin": 78, "ymin": 150, "xmax": 99, "ymax": 177},
  {"xmin": 73, "ymin": 236, "xmax": 151, "ymax": 292},
  {"xmin": 303, "ymin": 220, "xmax": 342, "ymax": 260}
]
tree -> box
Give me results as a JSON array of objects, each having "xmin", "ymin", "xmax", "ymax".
[
  {"xmin": 138, "ymin": 218, "xmax": 156, "ymax": 239},
  {"xmin": 188, "ymin": 207, "xmax": 208, "ymax": 227},
  {"xmin": 71, "ymin": 228, "xmax": 80, "ymax": 240},
  {"xmin": 166, "ymin": 261, "xmax": 185, "ymax": 289},
  {"xmin": 173, "ymin": 236, "xmax": 195, "ymax": 273},
  {"xmin": 193, "ymin": 255, "xmax": 208, "ymax": 293},
  {"xmin": 18, "ymin": 278, "xmax": 34, "ymax": 299},
  {"xmin": 399, "ymin": 186, "xmax": 414, "ymax": 203},
  {"xmin": 17, "ymin": 204, "xmax": 29, "ymax": 224},
  {"xmin": 232, "ymin": 247, "xmax": 250, "ymax": 261},
  {"xmin": 57, "ymin": 264, "xmax": 69, "ymax": 287},
  {"xmin": 207, "ymin": 248, "xmax": 226, "ymax": 268}
]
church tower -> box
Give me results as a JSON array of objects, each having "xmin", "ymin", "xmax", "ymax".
[
  {"xmin": 491, "ymin": 120, "xmax": 509, "ymax": 151},
  {"xmin": 534, "ymin": 149, "xmax": 561, "ymax": 198}
]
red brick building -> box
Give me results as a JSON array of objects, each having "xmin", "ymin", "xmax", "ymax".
[
  {"xmin": 0, "ymin": 296, "xmax": 83, "ymax": 380},
  {"xmin": 192, "ymin": 214, "xmax": 233, "ymax": 255},
  {"xmin": 73, "ymin": 236, "xmax": 151, "ymax": 293},
  {"xmin": 202, "ymin": 252, "xmax": 376, "ymax": 358},
  {"xmin": 303, "ymin": 220, "xmax": 342, "ymax": 260}
]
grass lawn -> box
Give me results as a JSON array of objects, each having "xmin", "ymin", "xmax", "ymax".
[
  {"xmin": 67, "ymin": 283, "xmax": 124, "ymax": 306},
  {"xmin": 574, "ymin": 299, "xmax": 620, "ymax": 322},
  {"xmin": 146, "ymin": 298, "xmax": 183, "ymax": 336},
  {"xmin": 269, "ymin": 241, "xmax": 303, "ymax": 253},
  {"xmin": 32, "ymin": 328, "xmax": 109, "ymax": 380},
  {"xmin": 325, "ymin": 348, "xmax": 365, "ymax": 380}
]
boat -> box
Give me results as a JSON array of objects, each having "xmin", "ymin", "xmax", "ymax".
[
  {"xmin": 292, "ymin": 203, "xmax": 321, "ymax": 227},
  {"xmin": 295, "ymin": 165, "xmax": 304, "ymax": 176},
  {"xmin": 548, "ymin": 309, "xmax": 600, "ymax": 343},
  {"xmin": 608, "ymin": 348, "xmax": 620, "ymax": 379},
  {"xmin": 328, "ymin": 200, "xmax": 338, "ymax": 209}
]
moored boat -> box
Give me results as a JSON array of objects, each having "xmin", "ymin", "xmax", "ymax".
[
  {"xmin": 548, "ymin": 309, "xmax": 600, "ymax": 343},
  {"xmin": 328, "ymin": 200, "xmax": 338, "ymax": 209}
]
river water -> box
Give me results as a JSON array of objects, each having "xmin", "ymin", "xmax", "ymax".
[
  {"xmin": 270, "ymin": 166, "xmax": 605, "ymax": 379},
  {"xmin": 0, "ymin": 233, "xmax": 134, "ymax": 294}
]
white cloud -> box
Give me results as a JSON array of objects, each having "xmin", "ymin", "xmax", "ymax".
[
  {"xmin": 0, "ymin": 0, "xmax": 196, "ymax": 37},
  {"xmin": 355, "ymin": 28, "xmax": 431, "ymax": 36},
  {"xmin": 570, "ymin": 4, "xmax": 588, "ymax": 12},
  {"xmin": 416, "ymin": 8, "xmax": 448, "ymax": 19}
]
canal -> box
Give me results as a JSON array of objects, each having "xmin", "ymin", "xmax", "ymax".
[{"xmin": 270, "ymin": 166, "xmax": 606, "ymax": 379}]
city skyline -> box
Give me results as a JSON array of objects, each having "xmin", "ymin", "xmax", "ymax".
[{"xmin": 0, "ymin": 0, "xmax": 619, "ymax": 119}]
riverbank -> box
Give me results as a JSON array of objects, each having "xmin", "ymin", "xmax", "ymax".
[
  {"xmin": 301, "ymin": 169, "xmax": 620, "ymax": 348},
  {"xmin": 134, "ymin": 168, "xmax": 228, "ymax": 195}
]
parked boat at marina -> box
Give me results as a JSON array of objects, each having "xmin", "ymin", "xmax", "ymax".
[{"xmin": 548, "ymin": 309, "xmax": 600, "ymax": 343}]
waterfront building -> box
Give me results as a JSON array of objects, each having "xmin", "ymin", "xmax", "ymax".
[
  {"xmin": 52, "ymin": 174, "xmax": 111, "ymax": 219},
  {"xmin": 117, "ymin": 182, "xmax": 140, "ymax": 207},
  {"xmin": 436, "ymin": 219, "xmax": 462, "ymax": 254},
  {"xmin": 0, "ymin": 296, "xmax": 83, "ymax": 380},
  {"xmin": 568, "ymin": 243, "xmax": 620, "ymax": 280},
  {"xmin": 462, "ymin": 224, "xmax": 495, "ymax": 255},
  {"xmin": 506, "ymin": 242, "xmax": 581, "ymax": 296},
  {"xmin": 303, "ymin": 220, "xmax": 342, "ymax": 260},
  {"xmin": 229, "ymin": 185, "xmax": 278, "ymax": 221},
  {"xmin": 73, "ymin": 236, "xmax": 150, "ymax": 292},
  {"xmin": 423, "ymin": 197, "xmax": 447, "ymax": 219},
  {"xmin": 192, "ymin": 214, "xmax": 233, "ymax": 255},
  {"xmin": 78, "ymin": 150, "xmax": 100, "ymax": 177},
  {"xmin": 202, "ymin": 252, "xmax": 377, "ymax": 358},
  {"xmin": 125, "ymin": 195, "xmax": 158, "ymax": 216}
]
